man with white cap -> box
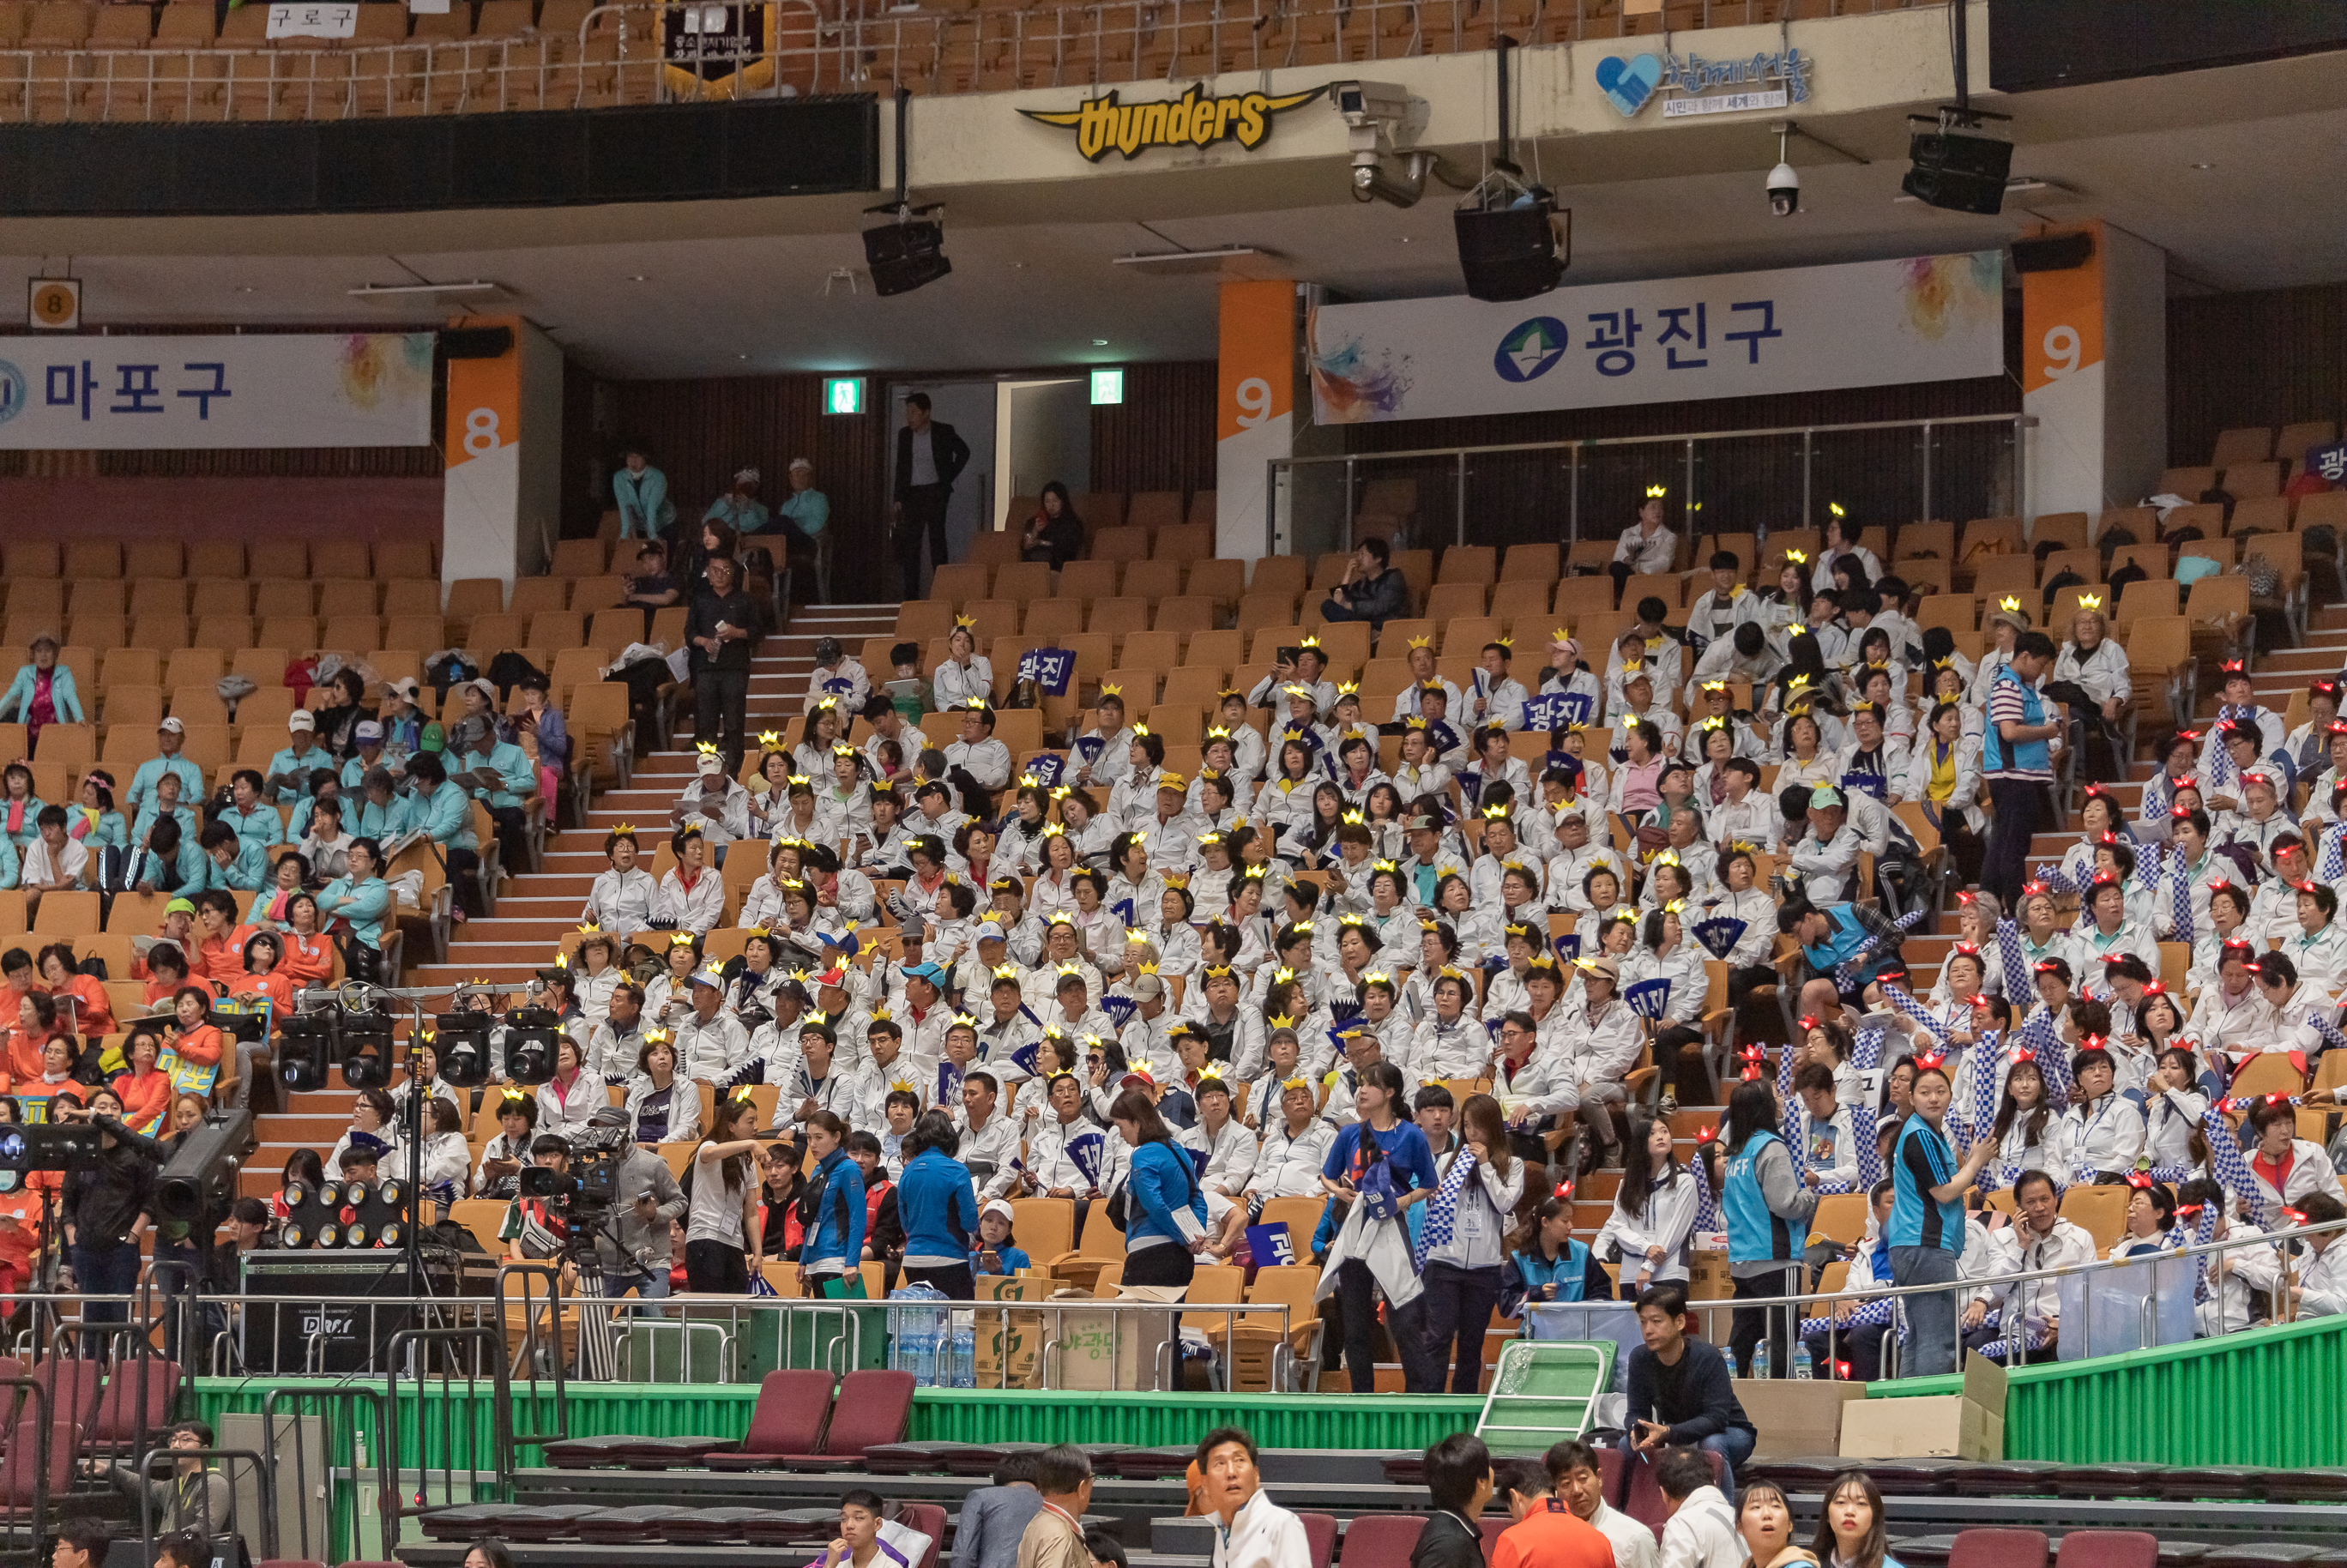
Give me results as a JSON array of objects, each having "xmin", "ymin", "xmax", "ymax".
[
  {"xmin": 673, "ymin": 751, "xmax": 751, "ymax": 853},
  {"xmin": 264, "ymin": 711, "xmax": 330, "ymax": 805},
  {"xmin": 341, "ymin": 720, "xmax": 392, "ymax": 791},
  {"xmin": 126, "ymin": 718, "xmax": 204, "ymax": 818},
  {"xmin": 376, "ymin": 678, "xmax": 425, "ymax": 762},
  {"xmin": 674, "ymin": 962, "xmax": 754, "ymax": 1086},
  {"xmin": 706, "ymin": 467, "xmax": 769, "ymax": 534},
  {"xmin": 778, "ymin": 457, "xmax": 831, "ymax": 600},
  {"xmin": 451, "ymin": 713, "xmax": 537, "ymax": 873}
]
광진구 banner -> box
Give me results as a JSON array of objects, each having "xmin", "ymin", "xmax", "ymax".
[
  {"xmin": 0, "ymin": 333, "xmax": 436, "ymax": 449},
  {"xmin": 1308, "ymin": 250, "xmax": 2004, "ymax": 425}
]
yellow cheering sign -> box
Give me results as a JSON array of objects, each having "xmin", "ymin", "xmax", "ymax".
[{"xmin": 1022, "ymin": 84, "xmax": 1325, "ymax": 163}]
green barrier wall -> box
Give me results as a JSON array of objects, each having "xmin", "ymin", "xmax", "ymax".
[
  {"xmin": 190, "ymin": 1380, "xmax": 1486, "ymax": 1467},
  {"xmin": 1861, "ymin": 1312, "xmax": 2347, "ymax": 1466}
]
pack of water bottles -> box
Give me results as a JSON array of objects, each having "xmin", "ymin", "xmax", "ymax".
[{"xmin": 885, "ymin": 1284, "xmax": 975, "ymax": 1388}]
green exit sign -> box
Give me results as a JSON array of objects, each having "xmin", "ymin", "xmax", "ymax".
[
  {"xmin": 1090, "ymin": 368, "xmax": 1125, "ymax": 406},
  {"xmin": 822, "ymin": 377, "xmax": 864, "ymax": 415}
]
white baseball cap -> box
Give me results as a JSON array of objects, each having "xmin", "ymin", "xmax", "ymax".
[
  {"xmin": 158, "ymin": 717, "xmax": 184, "ymax": 735},
  {"xmin": 287, "ymin": 711, "xmax": 316, "ymax": 733}
]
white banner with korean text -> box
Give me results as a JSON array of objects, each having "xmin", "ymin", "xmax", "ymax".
[
  {"xmin": 0, "ymin": 333, "xmax": 435, "ymax": 448},
  {"xmin": 1307, "ymin": 251, "xmax": 2003, "ymax": 425}
]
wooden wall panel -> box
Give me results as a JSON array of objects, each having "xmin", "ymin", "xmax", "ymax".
[
  {"xmin": 1090, "ymin": 360, "xmax": 1216, "ymax": 498},
  {"xmin": 2168, "ymin": 282, "xmax": 2347, "ymax": 467}
]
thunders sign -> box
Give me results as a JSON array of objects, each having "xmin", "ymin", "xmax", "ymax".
[{"xmin": 1022, "ymin": 83, "xmax": 1324, "ymax": 161}]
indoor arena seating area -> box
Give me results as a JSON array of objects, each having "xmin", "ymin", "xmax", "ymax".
[{"xmin": 0, "ymin": 0, "xmax": 1928, "ymax": 122}]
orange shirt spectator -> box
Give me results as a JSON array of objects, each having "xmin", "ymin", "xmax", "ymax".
[
  {"xmin": 195, "ymin": 925, "xmax": 260, "ymax": 989},
  {"xmin": 112, "ymin": 1048, "xmax": 173, "ymax": 1136},
  {"xmin": 1492, "ymin": 1499, "xmax": 1616, "ymax": 1568},
  {"xmin": 230, "ymin": 969, "xmax": 295, "ymax": 1013},
  {"xmin": 278, "ymin": 926, "xmax": 334, "ymax": 989},
  {"xmin": 165, "ymin": 987, "xmax": 226, "ymax": 1070},
  {"xmin": 4, "ymin": 992, "xmax": 64, "ymax": 1084},
  {"xmin": 36, "ymin": 946, "xmax": 113, "ymax": 1039}
]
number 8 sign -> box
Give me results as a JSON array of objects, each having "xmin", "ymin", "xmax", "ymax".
[{"xmin": 443, "ymin": 325, "xmax": 518, "ymax": 469}]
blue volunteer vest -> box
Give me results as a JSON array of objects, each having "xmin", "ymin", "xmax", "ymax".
[
  {"xmin": 1723, "ymin": 1129, "xmax": 1797, "ymax": 1264},
  {"xmin": 1981, "ymin": 667, "xmax": 2050, "ymax": 775}
]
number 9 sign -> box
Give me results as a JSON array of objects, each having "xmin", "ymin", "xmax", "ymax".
[
  {"xmin": 2040, "ymin": 325, "xmax": 2079, "ymax": 381},
  {"xmin": 1234, "ymin": 376, "xmax": 1271, "ymax": 429}
]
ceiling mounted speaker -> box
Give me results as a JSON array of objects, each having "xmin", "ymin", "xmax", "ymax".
[
  {"xmin": 1454, "ymin": 202, "xmax": 1569, "ymax": 304},
  {"xmin": 1901, "ymin": 129, "xmax": 2013, "ymax": 215},
  {"xmin": 2010, "ymin": 232, "xmax": 2095, "ymax": 273},
  {"xmin": 863, "ymin": 219, "xmax": 952, "ymax": 297},
  {"xmin": 440, "ymin": 326, "xmax": 515, "ymax": 359}
]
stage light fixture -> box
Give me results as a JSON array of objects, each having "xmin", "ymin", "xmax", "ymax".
[
  {"xmin": 1453, "ymin": 36, "xmax": 1567, "ymax": 303},
  {"xmin": 338, "ymin": 1010, "xmax": 394, "ymax": 1089},
  {"xmin": 433, "ymin": 1016, "xmax": 492, "ymax": 1089},
  {"xmin": 281, "ymin": 1011, "xmax": 335, "ymax": 1092}
]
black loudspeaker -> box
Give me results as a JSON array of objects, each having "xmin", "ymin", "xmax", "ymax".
[
  {"xmin": 441, "ymin": 326, "xmax": 515, "ymax": 359},
  {"xmin": 863, "ymin": 220, "xmax": 951, "ymax": 297},
  {"xmin": 1454, "ymin": 201, "xmax": 1568, "ymax": 303},
  {"xmin": 1901, "ymin": 130, "xmax": 2013, "ymax": 215},
  {"xmin": 2011, "ymin": 231, "xmax": 2095, "ymax": 273}
]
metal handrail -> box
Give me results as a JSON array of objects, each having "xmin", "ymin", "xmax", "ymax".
[
  {"xmin": 0, "ymin": 0, "xmax": 1940, "ymax": 122},
  {"xmin": 1663, "ymin": 1211, "xmax": 2347, "ymax": 1379},
  {"xmin": 1269, "ymin": 409, "xmax": 2035, "ymax": 555}
]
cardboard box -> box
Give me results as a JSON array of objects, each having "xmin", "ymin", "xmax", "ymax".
[
  {"xmin": 1049, "ymin": 1284, "xmax": 1188, "ymax": 1390},
  {"xmin": 1837, "ymin": 1354, "xmax": 2007, "ymax": 1461},
  {"xmin": 973, "ymin": 1276, "xmax": 1044, "ymax": 1389},
  {"xmin": 1731, "ymin": 1378, "xmax": 1869, "ymax": 1458},
  {"xmin": 1686, "ymin": 1248, "xmax": 1734, "ymax": 1301}
]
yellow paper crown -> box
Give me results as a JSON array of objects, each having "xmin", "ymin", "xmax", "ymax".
[
  {"xmin": 949, "ymin": 1012, "xmax": 979, "ymax": 1030},
  {"xmin": 1207, "ymin": 726, "xmax": 1232, "ymax": 741},
  {"xmin": 1161, "ymin": 871, "xmax": 1192, "ymax": 889},
  {"xmin": 1131, "ymin": 722, "xmax": 1150, "ymax": 738},
  {"xmin": 1337, "ymin": 680, "xmax": 1361, "ymax": 697},
  {"xmin": 642, "ymin": 1027, "xmax": 670, "ymax": 1046},
  {"xmin": 1483, "ymin": 804, "xmax": 1511, "ymax": 820},
  {"xmin": 1156, "ymin": 771, "xmax": 1185, "ymax": 788},
  {"xmin": 1405, "ymin": 715, "xmax": 1428, "ymax": 732},
  {"xmin": 832, "ymin": 743, "xmax": 857, "ymax": 757},
  {"xmin": 1664, "ymin": 899, "xmax": 1686, "ymax": 914},
  {"xmin": 1407, "ymin": 634, "xmax": 1433, "ymax": 650},
  {"xmin": 889, "ymin": 1072, "xmax": 918, "ymax": 1095},
  {"xmin": 1342, "ymin": 809, "xmax": 1367, "ymax": 825},
  {"xmin": 696, "ymin": 740, "xmax": 718, "ymax": 756},
  {"xmin": 1041, "ymin": 821, "xmax": 1066, "ymax": 838},
  {"xmin": 1495, "ymin": 635, "xmax": 1514, "ymax": 648},
  {"xmin": 1099, "ymin": 682, "xmax": 1123, "ymax": 698},
  {"xmin": 1363, "ymin": 969, "xmax": 1391, "ymax": 986},
  {"xmin": 1204, "ymin": 963, "xmax": 1234, "ymax": 978},
  {"xmin": 786, "ymin": 774, "xmax": 811, "ymax": 787},
  {"xmin": 576, "ymin": 921, "xmax": 601, "ymax": 935},
  {"xmin": 757, "ymin": 731, "xmax": 781, "ymax": 748},
  {"xmin": 669, "ymin": 932, "xmax": 697, "ymax": 947},
  {"xmin": 1137, "ymin": 959, "xmax": 1160, "ymax": 975},
  {"xmin": 954, "ymin": 612, "xmax": 978, "ymax": 629},
  {"xmin": 992, "ymin": 963, "xmax": 1020, "ymax": 980},
  {"xmin": 1999, "ymin": 595, "xmax": 2022, "ymax": 613},
  {"xmin": 1644, "ymin": 484, "xmax": 1667, "ymax": 498},
  {"xmin": 1784, "ymin": 548, "xmax": 1807, "ymax": 564},
  {"xmin": 1296, "ymin": 634, "xmax": 1321, "ymax": 650},
  {"xmin": 2078, "ymin": 593, "xmax": 2103, "ymax": 611},
  {"xmin": 868, "ymin": 1002, "xmax": 892, "ymax": 1022},
  {"xmin": 611, "ymin": 822, "xmax": 636, "ymax": 835}
]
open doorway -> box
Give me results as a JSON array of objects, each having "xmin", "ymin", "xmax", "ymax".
[
  {"xmin": 886, "ymin": 380, "xmax": 997, "ymax": 597},
  {"xmin": 994, "ymin": 377, "xmax": 1091, "ymax": 534}
]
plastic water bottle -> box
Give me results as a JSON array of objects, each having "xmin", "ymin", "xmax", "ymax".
[
  {"xmin": 1793, "ymin": 1350, "xmax": 1812, "ymax": 1381},
  {"xmin": 950, "ymin": 1321, "xmax": 976, "ymax": 1389},
  {"xmin": 1753, "ymin": 1338, "xmax": 1771, "ymax": 1381}
]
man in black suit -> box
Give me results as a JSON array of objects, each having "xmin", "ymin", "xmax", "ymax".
[{"xmin": 892, "ymin": 391, "xmax": 971, "ymax": 600}]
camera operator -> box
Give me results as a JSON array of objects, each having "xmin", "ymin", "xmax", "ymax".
[
  {"xmin": 581, "ymin": 1107, "xmax": 688, "ymax": 1311},
  {"xmin": 501, "ymin": 1132, "xmax": 618, "ymax": 1378},
  {"xmin": 57, "ymin": 1084, "xmax": 160, "ymax": 1345}
]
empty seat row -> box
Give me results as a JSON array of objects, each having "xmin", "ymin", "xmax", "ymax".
[{"xmin": 0, "ymin": 535, "xmax": 434, "ymax": 581}]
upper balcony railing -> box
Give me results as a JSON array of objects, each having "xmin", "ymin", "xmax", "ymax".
[{"xmin": 0, "ymin": 0, "xmax": 1932, "ymax": 122}]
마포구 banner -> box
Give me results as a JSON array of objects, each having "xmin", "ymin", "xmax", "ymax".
[
  {"xmin": 1308, "ymin": 251, "xmax": 2004, "ymax": 425},
  {"xmin": 0, "ymin": 332, "xmax": 435, "ymax": 448}
]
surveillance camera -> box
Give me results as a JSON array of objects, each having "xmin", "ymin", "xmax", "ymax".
[
  {"xmin": 1767, "ymin": 160, "xmax": 1801, "ymax": 218},
  {"xmin": 1331, "ymin": 80, "xmax": 1410, "ymax": 131}
]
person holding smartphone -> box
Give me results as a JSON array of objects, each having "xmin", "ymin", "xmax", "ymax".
[{"xmin": 967, "ymin": 1199, "xmax": 1030, "ymax": 1277}]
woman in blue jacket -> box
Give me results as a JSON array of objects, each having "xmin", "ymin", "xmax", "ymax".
[
  {"xmin": 0, "ymin": 636, "xmax": 83, "ymax": 750},
  {"xmin": 896, "ymin": 1109, "xmax": 980, "ymax": 1298},
  {"xmin": 1499, "ymin": 1194, "xmax": 1610, "ymax": 1318},
  {"xmin": 1108, "ymin": 1087, "xmax": 1208, "ymax": 1289},
  {"xmin": 1721, "ymin": 1077, "xmax": 1816, "ymax": 1378},
  {"xmin": 798, "ymin": 1110, "xmax": 868, "ymax": 1298}
]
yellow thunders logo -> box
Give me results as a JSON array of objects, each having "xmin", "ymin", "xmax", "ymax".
[{"xmin": 1022, "ymin": 84, "xmax": 1325, "ymax": 162}]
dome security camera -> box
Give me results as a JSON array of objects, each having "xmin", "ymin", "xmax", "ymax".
[{"xmin": 1768, "ymin": 160, "xmax": 1801, "ymax": 218}]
